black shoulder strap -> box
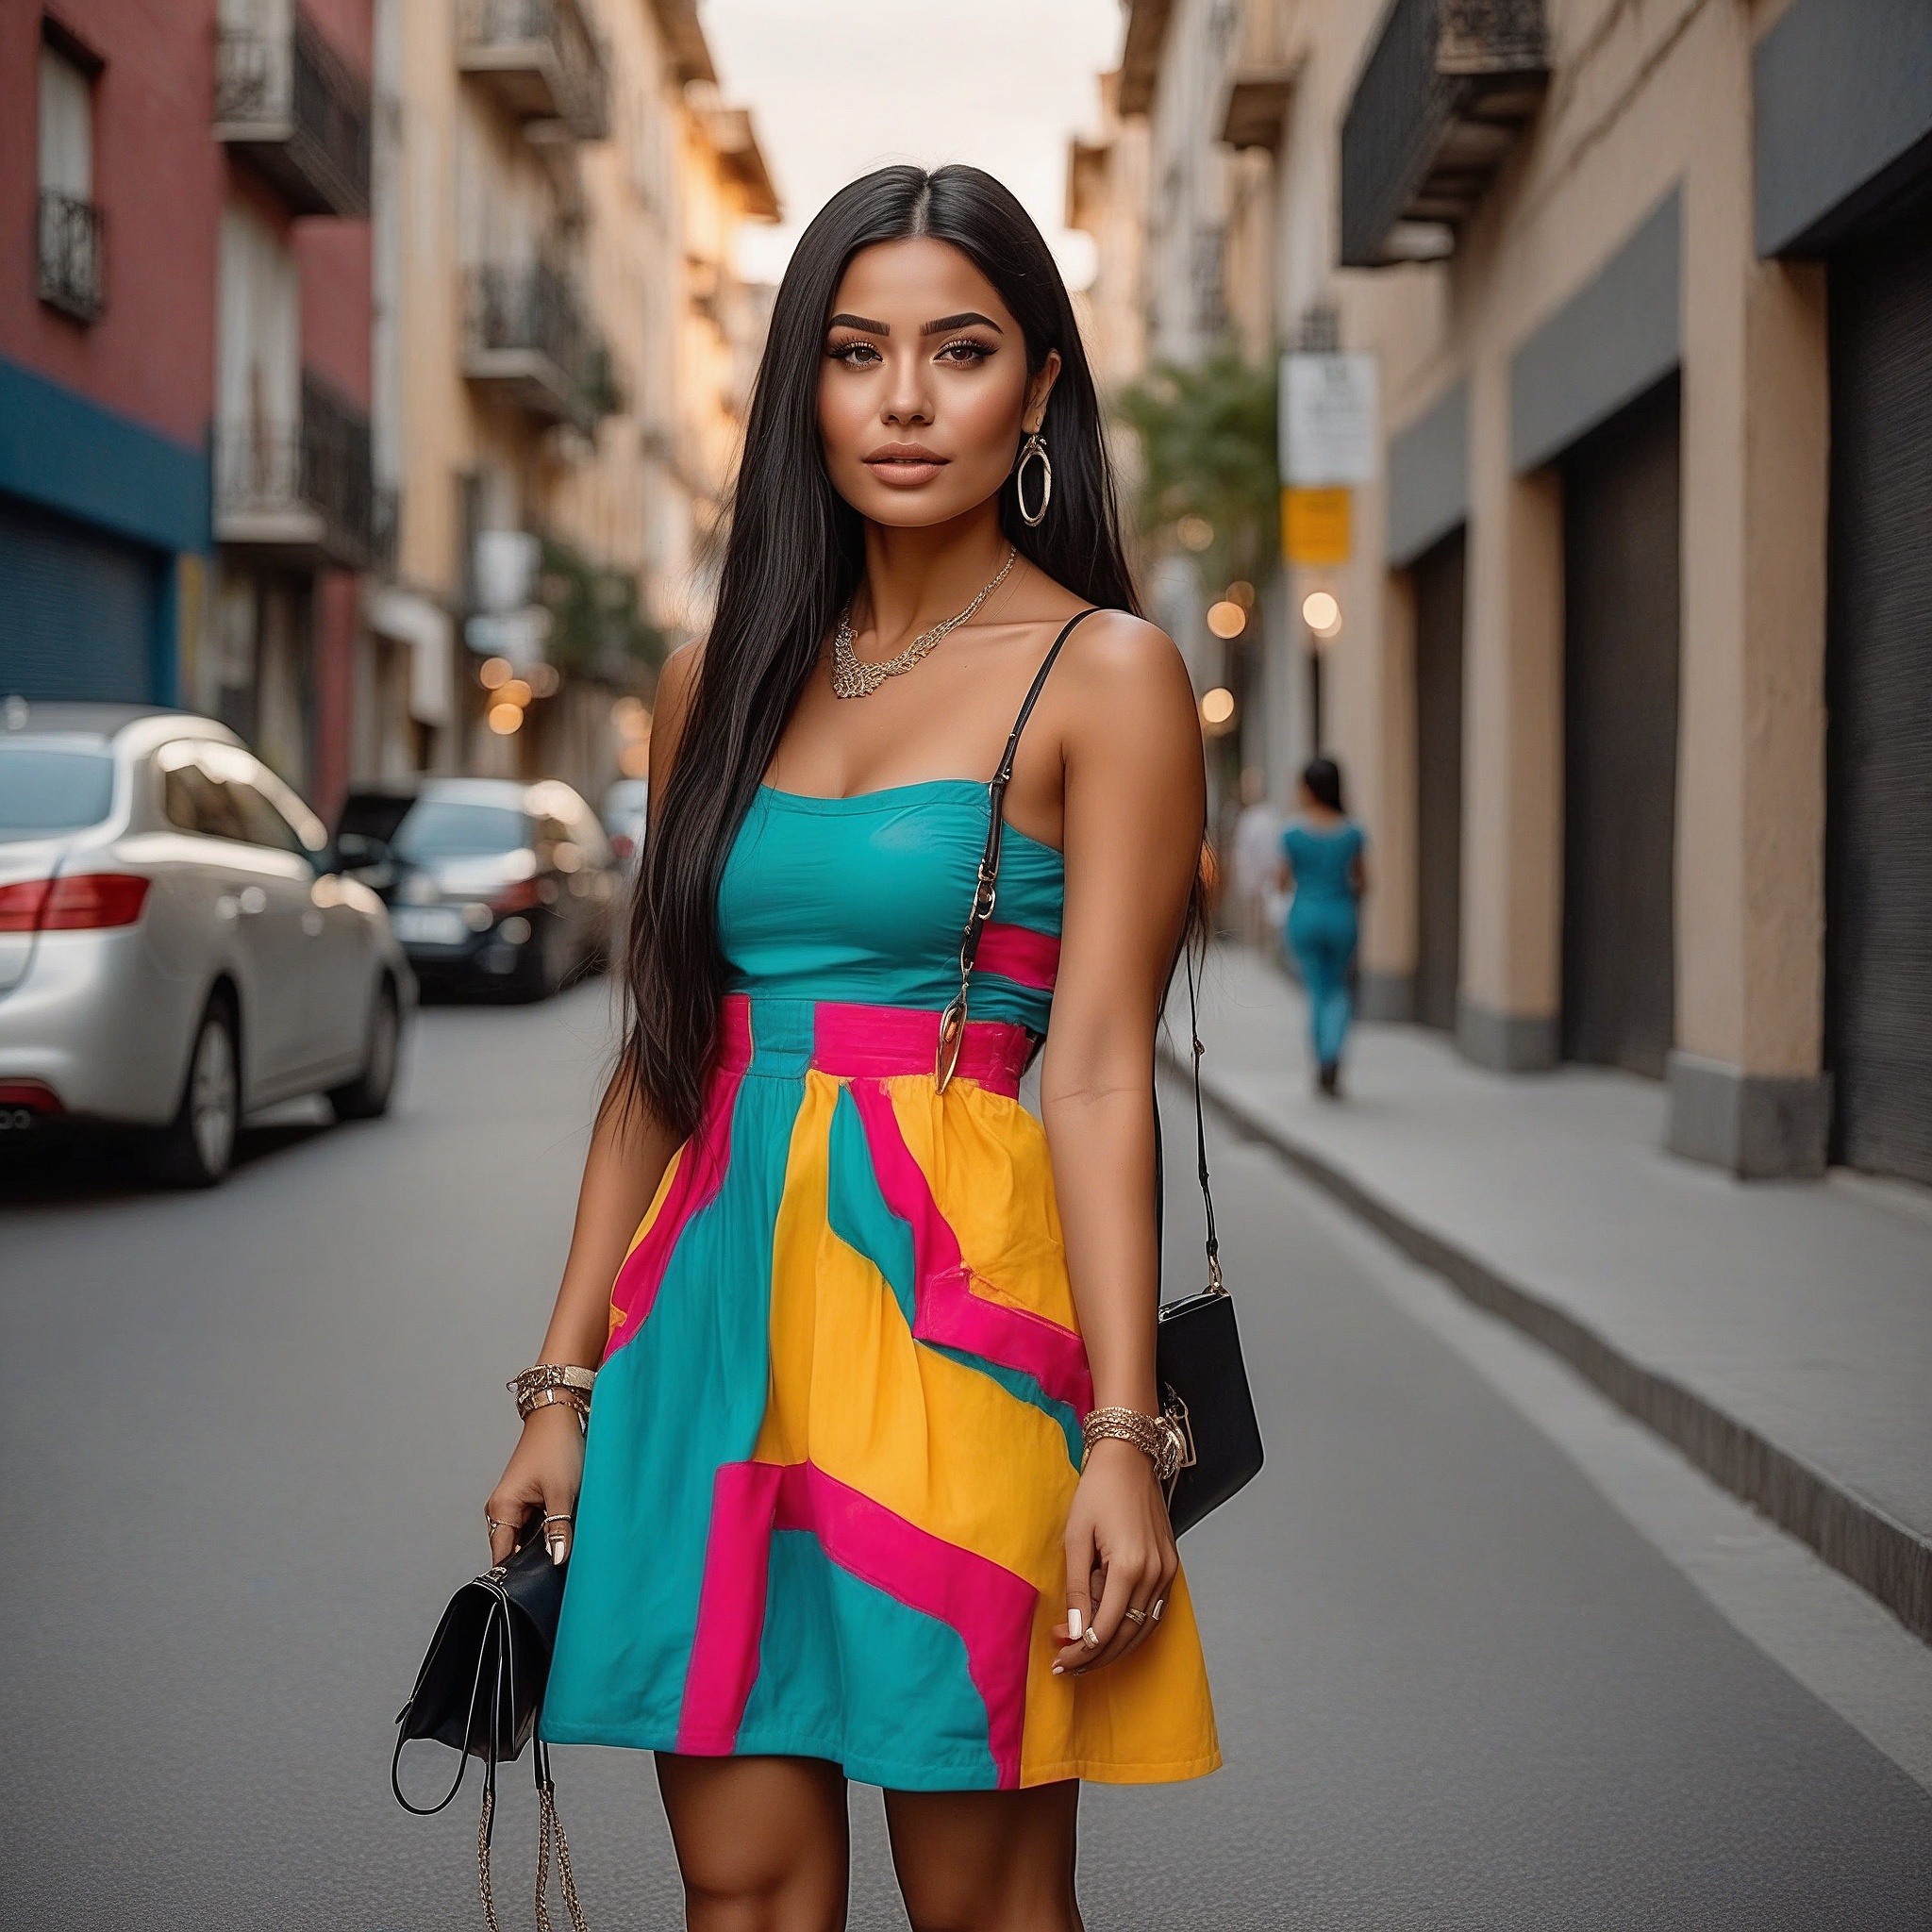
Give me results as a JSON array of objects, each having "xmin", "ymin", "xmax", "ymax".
[{"xmin": 934, "ymin": 608, "xmax": 1098, "ymax": 1089}]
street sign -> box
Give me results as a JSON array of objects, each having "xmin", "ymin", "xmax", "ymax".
[
  {"xmin": 1282, "ymin": 487, "xmax": 1352, "ymax": 566},
  {"xmin": 1281, "ymin": 352, "xmax": 1379, "ymax": 486}
]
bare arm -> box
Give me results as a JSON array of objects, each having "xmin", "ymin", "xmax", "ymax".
[
  {"xmin": 1036, "ymin": 614, "xmax": 1205, "ymax": 1674},
  {"xmin": 485, "ymin": 642, "xmax": 702, "ymax": 1564}
]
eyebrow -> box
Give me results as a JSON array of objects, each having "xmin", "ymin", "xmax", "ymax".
[
  {"xmin": 823, "ymin": 311, "xmax": 1005, "ymax": 338},
  {"xmin": 921, "ymin": 311, "xmax": 1002, "ymax": 336}
]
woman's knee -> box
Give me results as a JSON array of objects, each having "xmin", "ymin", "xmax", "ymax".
[{"xmin": 658, "ymin": 1753, "xmax": 849, "ymax": 1932}]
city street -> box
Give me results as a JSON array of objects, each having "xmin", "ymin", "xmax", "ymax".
[{"xmin": 2, "ymin": 983, "xmax": 1928, "ymax": 1930}]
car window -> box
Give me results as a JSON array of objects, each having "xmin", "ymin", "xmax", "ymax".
[
  {"xmin": 391, "ymin": 799, "xmax": 528, "ymax": 861},
  {"xmin": 230, "ymin": 778, "xmax": 311, "ymax": 858},
  {"xmin": 0, "ymin": 747, "xmax": 115, "ymax": 841},
  {"xmin": 162, "ymin": 758, "xmax": 248, "ymax": 843}
]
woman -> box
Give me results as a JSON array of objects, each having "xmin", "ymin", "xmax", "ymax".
[
  {"xmin": 1279, "ymin": 758, "xmax": 1367, "ymax": 1098},
  {"xmin": 484, "ymin": 166, "xmax": 1218, "ymax": 1931}
]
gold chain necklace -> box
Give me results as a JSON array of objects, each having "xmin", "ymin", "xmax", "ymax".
[{"xmin": 830, "ymin": 546, "xmax": 1018, "ymax": 699}]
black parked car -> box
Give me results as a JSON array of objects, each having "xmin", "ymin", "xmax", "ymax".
[{"xmin": 334, "ymin": 777, "xmax": 619, "ymax": 1000}]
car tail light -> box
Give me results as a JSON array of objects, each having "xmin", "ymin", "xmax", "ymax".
[
  {"xmin": 43, "ymin": 874, "xmax": 150, "ymax": 928},
  {"xmin": 0, "ymin": 1079, "xmax": 63, "ymax": 1114},
  {"xmin": 0, "ymin": 874, "xmax": 150, "ymax": 932},
  {"xmin": 491, "ymin": 878, "xmax": 542, "ymax": 915},
  {"xmin": 0, "ymin": 880, "xmax": 52, "ymax": 932}
]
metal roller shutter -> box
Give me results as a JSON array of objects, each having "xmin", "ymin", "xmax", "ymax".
[
  {"xmin": 1412, "ymin": 526, "xmax": 1465, "ymax": 1032},
  {"xmin": 1560, "ymin": 375, "xmax": 1682, "ymax": 1079},
  {"xmin": 0, "ymin": 492, "xmax": 161, "ymax": 703},
  {"xmin": 1826, "ymin": 215, "xmax": 1932, "ymax": 1185}
]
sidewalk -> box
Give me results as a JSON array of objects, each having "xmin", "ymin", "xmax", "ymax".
[{"xmin": 1177, "ymin": 943, "xmax": 1932, "ymax": 1645}]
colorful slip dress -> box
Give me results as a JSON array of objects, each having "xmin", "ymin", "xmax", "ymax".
[{"xmin": 541, "ymin": 778, "xmax": 1221, "ymax": 1791}]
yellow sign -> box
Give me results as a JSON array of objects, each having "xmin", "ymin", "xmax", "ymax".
[{"xmin": 1282, "ymin": 487, "xmax": 1351, "ymax": 566}]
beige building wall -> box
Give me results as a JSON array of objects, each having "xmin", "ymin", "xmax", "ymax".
[
  {"xmin": 390, "ymin": 0, "xmax": 774, "ymax": 787},
  {"xmin": 1091, "ymin": 0, "xmax": 1853, "ymax": 1174}
]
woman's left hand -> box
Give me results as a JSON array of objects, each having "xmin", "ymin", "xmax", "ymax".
[{"xmin": 1051, "ymin": 1437, "xmax": 1178, "ymax": 1674}]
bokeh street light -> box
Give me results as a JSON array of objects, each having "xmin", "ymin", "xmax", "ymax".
[{"xmin": 1302, "ymin": 589, "xmax": 1343, "ymax": 640}]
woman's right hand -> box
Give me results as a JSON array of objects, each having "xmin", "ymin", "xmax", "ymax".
[{"xmin": 485, "ymin": 1403, "xmax": 586, "ymax": 1568}]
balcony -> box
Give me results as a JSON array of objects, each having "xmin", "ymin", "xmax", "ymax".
[
  {"xmin": 1340, "ymin": 0, "xmax": 1548, "ymax": 268},
  {"xmin": 38, "ymin": 191, "xmax": 103, "ymax": 324},
  {"xmin": 215, "ymin": 373, "xmax": 374, "ymax": 569},
  {"xmin": 457, "ymin": 0, "xmax": 609, "ymax": 141},
  {"xmin": 214, "ymin": 8, "xmax": 372, "ymax": 218},
  {"xmin": 463, "ymin": 263, "xmax": 613, "ymax": 428}
]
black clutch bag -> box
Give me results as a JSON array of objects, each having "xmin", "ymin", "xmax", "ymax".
[
  {"xmin": 392, "ymin": 1532, "xmax": 589, "ymax": 1932},
  {"xmin": 1154, "ymin": 946, "xmax": 1265, "ymax": 1536},
  {"xmin": 939, "ymin": 614, "xmax": 1263, "ymax": 1537}
]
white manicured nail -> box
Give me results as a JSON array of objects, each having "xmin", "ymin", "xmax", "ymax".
[
  {"xmin": 1051, "ymin": 1664, "xmax": 1064, "ymax": 1676},
  {"xmin": 1067, "ymin": 1607, "xmax": 1083, "ymax": 1640}
]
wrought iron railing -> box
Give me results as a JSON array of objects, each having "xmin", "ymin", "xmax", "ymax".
[
  {"xmin": 468, "ymin": 261, "xmax": 584, "ymax": 373},
  {"xmin": 465, "ymin": 262, "xmax": 617, "ymax": 425},
  {"xmin": 37, "ymin": 191, "xmax": 103, "ymax": 324},
  {"xmin": 214, "ymin": 8, "xmax": 372, "ymax": 216},
  {"xmin": 1340, "ymin": 0, "xmax": 1548, "ymax": 268},
  {"xmin": 457, "ymin": 0, "xmax": 609, "ymax": 139},
  {"xmin": 215, "ymin": 372, "xmax": 375, "ymax": 566}
]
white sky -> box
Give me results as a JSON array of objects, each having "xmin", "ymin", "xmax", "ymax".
[{"xmin": 700, "ymin": 0, "xmax": 1126, "ymax": 291}]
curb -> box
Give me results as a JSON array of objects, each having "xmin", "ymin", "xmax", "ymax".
[{"xmin": 1168, "ymin": 1048, "xmax": 1932, "ymax": 1649}]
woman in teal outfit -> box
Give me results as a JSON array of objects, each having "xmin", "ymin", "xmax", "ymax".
[
  {"xmin": 1279, "ymin": 757, "xmax": 1367, "ymax": 1097},
  {"xmin": 482, "ymin": 164, "xmax": 1221, "ymax": 1931}
]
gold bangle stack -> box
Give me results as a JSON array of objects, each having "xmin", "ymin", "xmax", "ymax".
[
  {"xmin": 510, "ymin": 1364, "xmax": 595, "ymax": 1428},
  {"xmin": 1080, "ymin": 1405, "xmax": 1188, "ymax": 1485}
]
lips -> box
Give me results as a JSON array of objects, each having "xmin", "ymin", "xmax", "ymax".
[{"xmin": 864, "ymin": 442, "xmax": 948, "ymax": 488}]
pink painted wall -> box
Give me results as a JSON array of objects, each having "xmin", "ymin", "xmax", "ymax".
[
  {"xmin": 295, "ymin": 0, "xmax": 373, "ymax": 407},
  {"xmin": 0, "ymin": 0, "xmax": 222, "ymax": 448}
]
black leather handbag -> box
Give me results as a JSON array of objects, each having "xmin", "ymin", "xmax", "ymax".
[
  {"xmin": 392, "ymin": 1531, "xmax": 589, "ymax": 1932},
  {"xmin": 941, "ymin": 611, "xmax": 1264, "ymax": 1536},
  {"xmin": 1154, "ymin": 946, "xmax": 1265, "ymax": 1535}
]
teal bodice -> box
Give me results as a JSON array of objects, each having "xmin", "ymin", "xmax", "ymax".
[{"xmin": 717, "ymin": 783, "xmax": 1065, "ymax": 1034}]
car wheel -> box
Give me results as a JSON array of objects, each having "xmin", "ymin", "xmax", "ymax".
[
  {"xmin": 328, "ymin": 979, "xmax": 401, "ymax": 1121},
  {"xmin": 151, "ymin": 994, "xmax": 240, "ymax": 1188}
]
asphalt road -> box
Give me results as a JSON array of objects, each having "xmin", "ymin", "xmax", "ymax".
[{"xmin": 2, "ymin": 983, "xmax": 1927, "ymax": 1929}]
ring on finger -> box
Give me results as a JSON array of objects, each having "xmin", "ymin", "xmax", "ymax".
[
  {"xmin": 485, "ymin": 1515, "xmax": 515, "ymax": 1534},
  {"xmin": 1123, "ymin": 1606, "xmax": 1147, "ymax": 1625}
]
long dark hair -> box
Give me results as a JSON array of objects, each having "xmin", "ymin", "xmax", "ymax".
[{"xmin": 621, "ymin": 164, "xmax": 1140, "ymax": 1136}]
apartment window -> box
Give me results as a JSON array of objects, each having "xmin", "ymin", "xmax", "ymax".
[{"xmin": 38, "ymin": 25, "xmax": 103, "ymax": 323}]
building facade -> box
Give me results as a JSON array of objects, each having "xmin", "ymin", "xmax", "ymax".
[
  {"xmin": 1086, "ymin": 0, "xmax": 1932, "ymax": 1187},
  {"xmin": 384, "ymin": 0, "xmax": 775, "ymax": 801},
  {"xmin": 1, "ymin": 3, "xmax": 225, "ymax": 715},
  {"xmin": 1, "ymin": 0, "xmax": 381, "ymax": 821}
]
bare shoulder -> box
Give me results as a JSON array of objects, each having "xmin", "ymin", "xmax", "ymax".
[
  {"xmin": 657, "ymin": 638, "xmax": 704, "ymax": 720},
  {"xmin": 649, "ymin": 640, "xmax": 706, "ymax": 790},
  {"xmin": 1053, "ymin": 608, "xmax": 1197, "ymax": 746}
]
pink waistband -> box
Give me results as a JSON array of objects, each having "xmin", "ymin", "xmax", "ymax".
[{"xmin": 714, "ymin": 993, "xmax": 1031, "ymax": 1097}]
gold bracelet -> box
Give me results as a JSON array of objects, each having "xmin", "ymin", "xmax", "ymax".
[
  {"xmin": 518, "ymin": 1386, "xmax": 590, "ymax": 1428},
  {"xmin": 1081, "ymin": 1406, "xmax": 1186, "ymax": 1485},
  {"xmin": 509, "ymin": 1364, "xmax": 595, "ymax": 1408}
]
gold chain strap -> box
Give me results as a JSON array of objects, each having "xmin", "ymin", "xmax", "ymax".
[
  {"xmin": 477, "ymin": 1784, "xmax": 501, "ymax": 1932},
  {"xmin": 536, "ymin": 1770, "xmax": 591, "ymax": 1932}
]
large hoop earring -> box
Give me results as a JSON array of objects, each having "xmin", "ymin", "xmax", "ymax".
[{"xmin": 1014, "ymin": 432, "xmax": 1052, "ymax": 527}]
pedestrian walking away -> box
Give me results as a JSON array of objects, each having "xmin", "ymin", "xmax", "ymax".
[
  {"xmin": 1278, "ymin": 758, "xmax": 1367, "ymax": 1098},
  {"xmin": 479, "ymin": 163, "xmax": 1219, "ymax": 1932}
]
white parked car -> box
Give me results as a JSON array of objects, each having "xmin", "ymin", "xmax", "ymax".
[{"xmin": 0, "ymin": 703, "xmax": 413, "ymax": 1185}]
